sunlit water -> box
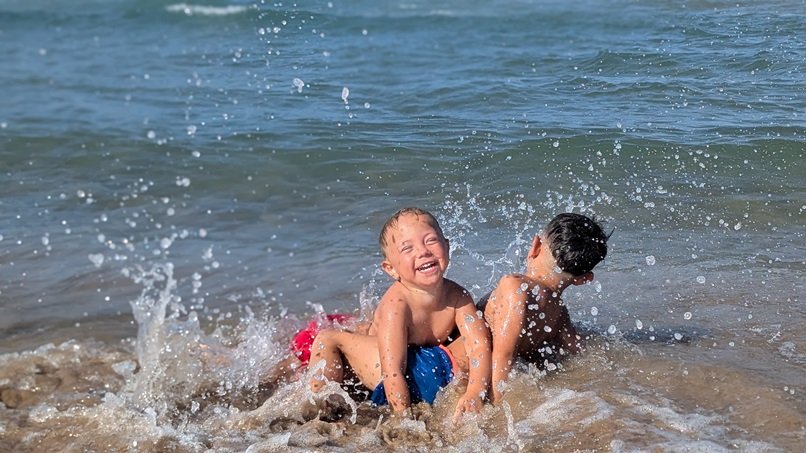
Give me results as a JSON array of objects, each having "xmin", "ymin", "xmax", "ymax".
[{"xmin": 1, "ymin": 0, "xmax": 804, "ymax": 450}]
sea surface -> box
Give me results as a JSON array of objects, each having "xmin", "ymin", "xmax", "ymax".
[{"xmin": 1, "ymin": 0, "xmax": 804, "ymax": 451}]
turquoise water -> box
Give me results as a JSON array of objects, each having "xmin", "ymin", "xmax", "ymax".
[{"xmin": 1, "ymin": 0, "xmax": 804, "ymax": 450}]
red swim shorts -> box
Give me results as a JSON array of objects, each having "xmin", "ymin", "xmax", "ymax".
[{"xmin": 291, "ymin": 313, "xmax": 353, "ymax": 366}]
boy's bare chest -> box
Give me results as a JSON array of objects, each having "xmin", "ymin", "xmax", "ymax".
[{"xmin": 408, "ymin": 307, "xmax": 455, "ymax": 345}]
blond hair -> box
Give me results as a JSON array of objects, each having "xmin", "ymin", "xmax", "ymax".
[{"xmin": 378, "ymin": 207, "xmax": 444, "ymax": 258}]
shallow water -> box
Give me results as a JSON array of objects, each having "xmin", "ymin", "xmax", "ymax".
[{"xmin": 1, "ymin": 0, "xmax": 804, "ymax": 450}]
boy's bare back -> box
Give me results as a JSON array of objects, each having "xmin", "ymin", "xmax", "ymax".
[{"xmin": 482, "ymin": 273, "xmax": 579, "ymax": 363}]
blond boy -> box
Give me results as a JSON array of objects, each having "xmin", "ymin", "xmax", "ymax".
[{"xmin": 309, "ymin": 207, "xmax": 491, "ymax": 419}]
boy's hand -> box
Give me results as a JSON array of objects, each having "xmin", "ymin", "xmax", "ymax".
[{"xmin": 452, "ymin": 393, "xmax": 483, "ymax": 423}]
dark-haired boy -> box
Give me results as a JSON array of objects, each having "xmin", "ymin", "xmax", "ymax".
[{"xmin": 449, "ymin": 212, "xmax": 609, "ymax": 403}]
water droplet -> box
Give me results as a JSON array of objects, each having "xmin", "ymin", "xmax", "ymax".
[
  {"xmin": 607, "ymin": 325, "xmax": 617, "ymax": 335},
  {"xmin": 341, "ymin": 86, "xmax": 349, "ymax": 104},
  {"xmin": 635, "ymin": 319, "xmax": 643, "ymax": 330},
  {"xmin": 683, "ymin": 312, "xmax": 692, "ymax": 320},
  {"xmin": 88, "ymin": 253, "xmax": 104, "ymax": 268},
  {"xmin": 674, "ymin": 333, "xmax": 683, "ymax": 341},
  {"xmin": 696, "ymin": 276, "xmax": 706, "ymax": 284},
  {"xmin": 590, "ymin": 306, "xmax": 598, "ymax": 316},
  {"xmin": 645, "ymin": 255, "xmax": 656, "ymax": 266},
  {"xmin": 292, "ymin": 77, "xmax": 304, "ymax": 93}
]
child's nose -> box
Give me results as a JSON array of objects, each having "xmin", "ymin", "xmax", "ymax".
[{"xmin": 417, "ymin": 244, "xmax": 433, "ymax": 257}]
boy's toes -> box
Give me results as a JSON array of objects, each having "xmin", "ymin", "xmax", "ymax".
[
  {"xmin": 300, "ymin": 393, "xmax": 354, "ymax": 423},
  {"xmin": 268, "ymin": 416, "xmax": 303, "ymax": 433},
  {"xmin": 321, "ymin": 394, "xmax": 352, "ymax": 422}
]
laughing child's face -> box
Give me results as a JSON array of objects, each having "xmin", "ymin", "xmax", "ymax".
[{"xmin": 381, "ymin": 213, "xmax": 449, "ymax": 289}]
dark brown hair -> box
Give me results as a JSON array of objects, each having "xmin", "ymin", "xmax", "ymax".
[{"xmin": 544, "ymin": 213, "xmax": 610, "ymax": 275}]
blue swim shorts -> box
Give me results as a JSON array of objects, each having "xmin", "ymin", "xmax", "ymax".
[{"xmin": 370, "ymin": 344, "xmax": 456, "ymax": 406}]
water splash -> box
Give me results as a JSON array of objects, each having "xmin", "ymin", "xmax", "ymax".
[{"xmin": 124, "ymin": 262, "xmax": 179, "ymax": 410}]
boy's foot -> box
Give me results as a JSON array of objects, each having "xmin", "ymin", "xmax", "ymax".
[
  {"xmin": 320, "ymin": 393, "xmax": 353, "ymax": 422},
  {"xmin": 300, "ymin": 393, "xmax": 354, "ymax": 423},
  {"xmin": 268, "ymin": 416, "xmax": 303, "ymax": 433}
]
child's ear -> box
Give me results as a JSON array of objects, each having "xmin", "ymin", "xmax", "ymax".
[
  {"xmin": 572, "ymin": 272, "xmax": 594, "ymax": 286},
  {"xmin": 381, "ymin": 260, "xmax": 399, "ymax": 281},
  {"xmin": 528, "ymin": 234, "xmax": 542, "ymax": 259}
]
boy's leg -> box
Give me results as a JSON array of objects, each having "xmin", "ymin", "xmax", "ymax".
[
  {"xmin": 309, "ymin": 330, "xmax": 382, "ymax": 392},
  {"xmin": 446, "ymin": 339, "xmax": 468, "ymax": 374}
]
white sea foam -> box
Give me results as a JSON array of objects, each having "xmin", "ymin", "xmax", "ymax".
[
  {"xmin": 515, "ymin": 388, "xmax": 613, "ymax": 435},
  {"xmin": 165, "ymin": 4, "xmax": 249, "ymax": 16}
]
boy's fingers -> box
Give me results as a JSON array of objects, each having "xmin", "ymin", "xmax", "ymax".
[
  {"xmin": 452, "ymin": 404, "xmax": 465, "ymax": 424},
  {"xmin": 452, "ymin": 398, "xmax": 480, "ymax": 423}
]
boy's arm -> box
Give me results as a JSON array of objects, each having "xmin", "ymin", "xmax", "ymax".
[
  {"xmin": 486, "ymin": 276, "xmax": 529, "ymax": 403},
  {"xmin": 453, "ymin": 289, "xmax": 491, "ymax": 419},
  {"xmin": 556, "ymin": 307, "xmax": 582, "ymax": 355},
  {"xmin": 375, "ymin": 294, "xmax": 412, "ymax": 414}
]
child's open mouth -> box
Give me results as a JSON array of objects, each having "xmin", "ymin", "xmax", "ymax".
[{"xmin": 417, "ymin": 262, "xmax": 438, "ymax": 273}]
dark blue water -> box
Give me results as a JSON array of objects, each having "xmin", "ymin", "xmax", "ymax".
[{"xmin": 1, "ymin": 0, "xmax": 804, "ymax": 450}]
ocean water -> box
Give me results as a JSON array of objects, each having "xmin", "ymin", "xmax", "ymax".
[{"xmin": 1, "ymin": 0, "xmax": 804, "ymax": 450}]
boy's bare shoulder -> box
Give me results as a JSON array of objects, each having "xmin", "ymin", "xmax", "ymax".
[
  {"xmin": 495, "ymin": 274, "xmax": 530, "ymax": 293},
  {"xmin": 442, "ymin": 278, "xmax": 471, "ymax": 294},
  {"xmin": 375, "ymin": 283, "xmax": 412, "ymax": 317},
  {"xmin": 442, "ymin": 278, "xmax": 474, "ymax": 303}
]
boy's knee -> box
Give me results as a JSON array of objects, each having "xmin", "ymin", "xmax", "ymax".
[{"xmin": 313, "ymin": 329, "xmax": 342, "ymax": 348}]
